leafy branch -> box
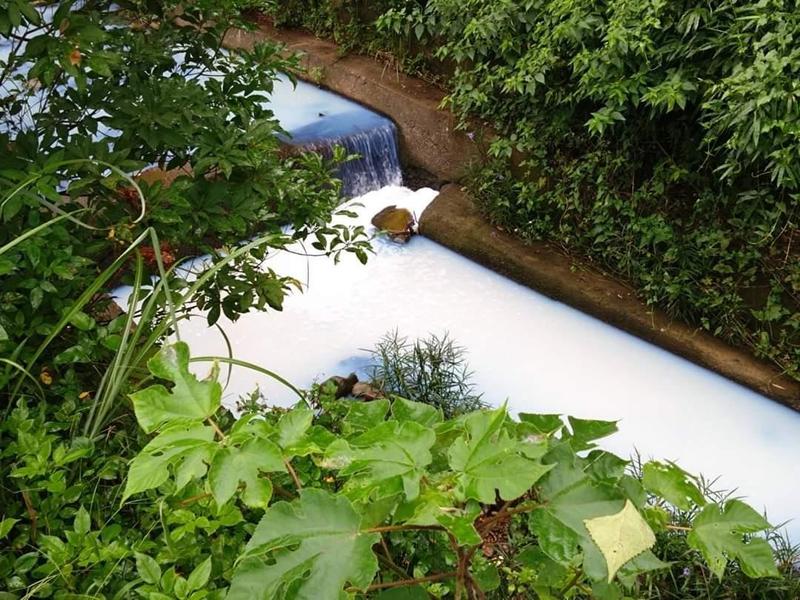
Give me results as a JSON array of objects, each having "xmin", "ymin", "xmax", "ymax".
[{"xmin": 123, "ymin": 343, "xmax": 782, "ymax": 598}]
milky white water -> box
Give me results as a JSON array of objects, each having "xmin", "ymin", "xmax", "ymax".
[
  {"xmin": 111, "ymin": 184, "xmax": 800, "ymax": 540},
  {"xmin": 117, "ymin": 184, "xmax": 800, "ymax": 539}
]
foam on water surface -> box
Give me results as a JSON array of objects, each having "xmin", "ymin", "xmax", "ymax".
[{"xmin": 153, "ymin": 185, "xmax": 800, "ymax": 540}]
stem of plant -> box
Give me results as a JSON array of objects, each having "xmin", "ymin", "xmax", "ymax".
[
  {"xmin": 357, "ymin": 572, "xmax": 457, "ymax": 592},
  {"xmin": 207, "ymin": 417, "xmax": 225, "ymax": 440},
  {"xmin": 560, "ymin": 570, "xmax": 582, "ymax": 595},
  {"xmin": 284, "ymin": 458, "xmax": 302, "ymax": 489},
  {"xmin": 179, "ymin": 491, "xmax": 212, "ymax": 507},
  {"xmin": 21, "ymin": 490, "xmax": 37, "ymax": 543},
  {"xmin": 366, "ymin": 524, "xmax": 445, "ymax": 534}
]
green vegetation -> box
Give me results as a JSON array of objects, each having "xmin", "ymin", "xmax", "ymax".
[
  {"xmin": 369, "ymin": 331, "xmax": 486, "ymax": 417},
  {"xmin": 2, "ymin": 1, "xmax": 799, "ymax": 598},
  {"xmin": 266, "ymin": 0, "xmax": 800, "ymax": 382},
  {"xmin": 4, "ymin": 326, "xmax": 800, "ymax": 597}
]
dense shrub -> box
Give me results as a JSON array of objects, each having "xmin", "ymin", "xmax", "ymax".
[
  {"xmin": 369, "ymin": 331, "xmax": 486, "ymax": 417},
  {"xmin": 265, "ymin": 0, "xmax": 800, "ymax": 381},
  {"xmin": 0, "ymin": 0, "xmax": 368, "ymax": 390},
  {"xmin": 0, "ymin": 2, "xmax": 368, "ymax": 593}
]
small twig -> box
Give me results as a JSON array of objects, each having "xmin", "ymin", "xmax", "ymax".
[
  {"xmin": 666, "ymin": 524, "xmax": 692, "ymax": 532},
  {"xmin": 467, "ymin": 571, "xmax": 487, "ymax": 600},
  {"xmin": 379, "ymin": 536, "xmax": 405, "ymax": 575},
  {"xmin": 22, "ymin": 490, "xmax": 37, "ymax": 543},
  {"xmin": 272, "ymin": 482, "xmax": 294, "ymax": 499},
  {"xmin": 207, "ymin": 417, "xmax": 225, "ymax": 440},
  {"xmin": 354, "ymin": 571, "xmax": 457, "ymax": 592},
  {"xmin": 477, "ymin": 500, "xmax": 538, "ymax": 534},
  {"xmin": 377, "ymin": 552, "xmax": 410, "ymax": 581},
  {"xmin": 447, "ymin": 532, "xmax": 466, "ymax": 600},
  {"xmin": 179, "ymin": 491, "xmax": 211, "ymax": 507},
  {"xmin": 283, "ymin": 458, "xmax": 303, "ymax": 490},
  {"xmin": 366, "ymin": 524, "xmax": 445, "ymax": 534},
  {"xmin": 560, "ymin": 570, "xmax": 582, "ymax": 595}
]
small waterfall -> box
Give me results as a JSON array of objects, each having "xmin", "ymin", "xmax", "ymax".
[
  {"xmin": 298, "ymin": 121, "xmax": 403, "ymax": 197},
  {"xmin": 270, "ymin": 76, "xmax": 404, "ymax": 197}
]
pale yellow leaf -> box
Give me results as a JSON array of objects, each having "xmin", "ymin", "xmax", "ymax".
[{"xmin": 584, "ymin": 499, "xmax": 656, "ymax": 581}]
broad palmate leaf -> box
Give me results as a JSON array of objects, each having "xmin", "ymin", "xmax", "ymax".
[
  {"xmin": 208, "ymin": 438, "xmax": 284, "ymax": 508},
  {"xmin": 584, "ymin": 499, "xmax": 656, "ymax": 581},
  {"xmin": 687, "ymin": 500, "xmax": 778, "ymax": 579},
  {"xmin": 123, "ymin": 423, "xmax": 216, "ymax": 501},
  {"xmin": 325, "ymin": 420, "xmax": 435, "ymax": 500},
  {"xmin": 228, "ymin": 489, "xmax": 379, "ymax": 599},
  {"xmin": 642, "ymin": 461, "xmax": 705, "ymax": 511},
  {"xmin": 130, "ymin": 342, "xmax": 221, "ymax": 433},
  {"xmin": 448, "ymin": 407, "xmax": 552, "ymax": 503}
]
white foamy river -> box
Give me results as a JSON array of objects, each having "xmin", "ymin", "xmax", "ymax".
[{"xmin": 115, "ymin": 185, "xmax": 800, "ymax": 539}]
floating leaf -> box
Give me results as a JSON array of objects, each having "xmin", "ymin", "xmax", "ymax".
[
  {"xmin": 130, "ymin": 342, "xmax": 221, "ymax": 433},
  {"xmin": 584, "ymin": 499, "xmax": 656, "ymax": 581},
  {"xmin": 228, "ymin": 489, "xmax": 379, "ymax": 599},
  {"xmin": 687, "ymin": 500, "xmax": 778, "ymax": 579},
  {"xmin": 448, "ymin": 407, "xmax": 552, "ymax": 503}
]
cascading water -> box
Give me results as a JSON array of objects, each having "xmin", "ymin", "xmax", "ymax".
[
  {"xmin": 292, "ymin": 121, "xmax": 402, "ymax": 197},
  {"xmin": 268, "ymin": 75, "xmax": 403, "ymax": 196}
]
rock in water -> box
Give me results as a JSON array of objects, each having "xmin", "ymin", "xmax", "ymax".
[
  {"xmin": 352, "ymin": 382, "xmax": 384, "ymax": 401},
  {"xmin": 320, "ymin": 373, "xmax": 358, "ymax": 398},
  {"xmin": 371, "ymin": 205, "xmax": 415, "ymax": 243}
]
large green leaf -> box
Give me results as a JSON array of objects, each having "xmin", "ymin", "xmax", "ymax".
[
  {"xmin": 566, "ymin": 417, "xmax": 618, "ymax": 451},
  {"xmin": 326, "ymin": 420, "xmax": 435, "ymax": 500},
  {"xmin": 208, "ymin": 438, "xmax": 284, "ymax": 508},
  {"xmin": 392, "ymin": 397, "xmax": 443, "ymax": 427},
  {"xmin": 228, "ymin": 489, "xmax": 379, "ymax": 599},
  {"xmin": 532, "ymin": 447, "xmax": 625, "ymax": 580},
  {"xmin": 342, "ymin": 399, "xmax": 390, "ymax": 435},
  {"xmin": 687, "ymin": 500, "xmax": 778, "ymax": 579},
  {"xmin": 642, "ymin": 461, "xmax": 705, "ymax": 511},
  {"xmin": 518, "ymin": 413, "xmax": 564, "ymax": 436},
  {"xmin": 436, "ymin": 501, "xmax": 482, "ymax": 546},
  {"xmin": 399, "ymin": 486, "xmax": 482, "ymax": 545},
  {"xmin": 123, "ymin": 423, "xmax": 216, "ymax": 501},
  {"xmin": 584, "ymin": 499, "xmax": 656, "ymax": 581},
  {"xmin": 130, "ymin": 342, "xmax": 221, "ymax": 434},
  {"xmin": 274, "ymin": 405, "xmax": 334, "ymax": 457},
  {"xmin": 276, "ymin": 405, "xmax": 313, "ymax": 451},
  {"xmin": 447, "ymin": 408, "xmax": 552, "ymax": 503}
]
